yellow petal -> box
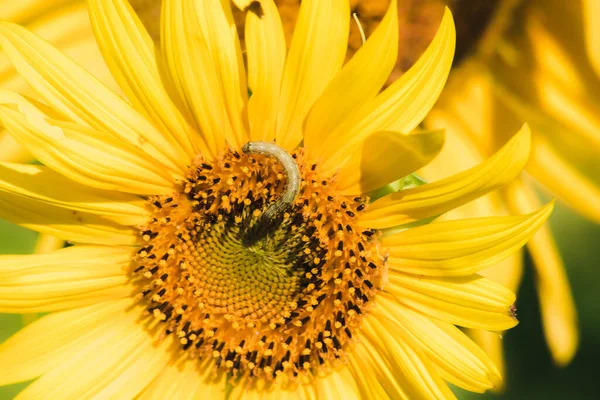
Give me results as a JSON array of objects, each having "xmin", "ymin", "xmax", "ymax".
[
  {"xmin": 335, "ymin": 129, "xmax": 444, "ymax": 195},
  {"xmin": 2, "ymin": 35, "xmax": 118, "ymax": 96},
  {"xmin": 385, "ymin": 274, "xmax": 517, "ymax": 331},
  {"xmin": 376, "ymin": 298, "xmax": 502, "ymax": 392},
  {"xmin": 87, "ymin": 0, "xmax": 209, "ymax": 160},
  {"xmin": 474, "ymin": 250, "xmax": 524, "ymax": 384},
  {"xmin": 139, "ymin": 359, "xmax": 228, "ymax": 400},
  {"xmin": 0, "ymin": 91, "xmax": 176, "ymax": 195},
  {"xmin": 1, "ymin": 2, "xmax": 119, "ymax": 95},
  {"xmin": 503, "ymin": 180, "xmax": 579, "ymax": 366},
  {"xmin": 0, "ymin": 299, "xmax": 130, "ymax": 385},
  {"xmin": 362, "ymin": 316, "xmax": 456, "ymax": 400},
  {"xmin": 360, "ymin": 124, "xmax": 531, "ymax": 229},
  {"xmin": 479, "ymin": 61, "xmax": 600, "ymax": 222},
  {"xmin": 0, "ymin": 162, "xmax": 148, "ymax": 226},
  {"xmin": 0, "ymin": 244, "xmax": 129, "ymax": 266},
  {"xmin": 245, "ymin": 0, "xmax": 286, "ymax": 142},
  {"xmin": 304, "ymin": 0, "xmax": 398, "ymax": 159},
  {"xmin": 479, "ymin": 249, "xmax": 524, "ymax": 294},
  {"xmin": 16, "ymin": 305, "xmax": 170, "ymax": 400},
  {"xmin": 18, "ymin": 233, "xmax": 65, "ymax": 326},
  {"xmin": 195, "ymin": 0, "xmax": 248, "ymax": 147},
  {"xmin": 231, "ymin": 0, "xmax": 254, "ymax": 11},
  {"xmin": 0, "ymin": 0, "xmax": 117, "ymax": 166},
  {"xmin": 347, "ymin": 348, "xmax": 395, "ymax": 399},
  {"xmin": 467, "ymin": 329, "xmax": 506, "ymax": 391},
  {"xmin": 381, "ymin": 202, "xmax": 553, "ymax": 276},
  {"xmin": 0, "ymin": 21, "xmax": 185, "ymax": 177},
  {"xmin": 0, "ymin": 189, "xmax": 137, "ymax": 245},
  {"xmin": 314, "ymin": 367, "xmax": 361, "ymax": 400},
  {"xmin": 0, "ymin": 131, "xmax": 31, "ymax": 162},
  {"xmin": 583, "ymin": 0, "xmax": 600, "ymax": 78},
  {"xmin": 528, "ymin": 135, "xmax": 600, "ymax": 222},
  {"xmin": 33, "ymin": 233, "xmax": 64, "ymax": 254},
  {"xmin": 319, "ymin": 7, "xmax": 455, "ymax": 174},
  {"xmin": 161, "ymin": 0, "xmax": 248, "ymax": 152},
  {"xmin": 275, "ymin": 0, "xmax": 350, "ymax": 151},
  {"xmin": 0, "ymin": 245, "xmax": 133, "ymax": 313},
  {"xmin": 349, "ymin": 340, "xmax": 412, "ymax": 399},
  {"xmin": 228, "ymin": 374, "xmax": 317, "ymax": 400},
  {"xmin": 1, "ymin": 0, "xmax": 71, "ymax": 23}
]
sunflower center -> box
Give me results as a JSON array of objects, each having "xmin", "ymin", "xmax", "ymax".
[
  {"xmin": 132, "ymin": 147, "xmax": 385, "ymax": 383},
  {"xmin": 182, "ymin": 206, "xmax": 310, "ymax": 323}
]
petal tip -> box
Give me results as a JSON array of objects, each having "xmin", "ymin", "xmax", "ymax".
[{"xmin": 537, "ymin": 200, "xmax": 555, "ymax": 221}]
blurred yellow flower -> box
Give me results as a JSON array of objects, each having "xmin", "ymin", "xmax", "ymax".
[
  {"xmin": 0, "ymin": 0, "xmax": 552, "ymax": 398},
  {"xmin": 424, "ymin": 0, "xmax": 600, "ymax": 377}
]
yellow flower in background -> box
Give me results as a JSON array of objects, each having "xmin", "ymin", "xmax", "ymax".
[
  {"xmin": 424, "ymin": 0, "xmax": 600, "ymax": 376},
  {"xmin": 0, "ymin": 0, "xmax": 552, "ymax": 398},
  {"xmin": 443, "ymin": 0, "xmax": 600, "ymax": 222}
]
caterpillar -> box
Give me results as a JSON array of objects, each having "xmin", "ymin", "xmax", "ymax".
[{"xmin": 242, "ymin": 141, "xmax": 301, "ymax": 221}]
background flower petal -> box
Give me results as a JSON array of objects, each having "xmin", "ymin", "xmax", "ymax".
[{"xmin": 504, "ymin": 180, "xmax": 579, "ymax": 366}]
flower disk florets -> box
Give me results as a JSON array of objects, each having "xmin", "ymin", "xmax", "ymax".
[{"xmin": 133, "ymin": 148, "xmax": 386, "ymax": 382}]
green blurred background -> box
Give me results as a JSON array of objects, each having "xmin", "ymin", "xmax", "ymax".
[{"xmin": 1, "ymin": 198, "xmax": 599, "ymax": 399}]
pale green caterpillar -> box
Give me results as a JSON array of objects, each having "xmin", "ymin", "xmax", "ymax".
[{"xmin": 242, "ymin": 141, "xmax": 301, "ymax": 221}]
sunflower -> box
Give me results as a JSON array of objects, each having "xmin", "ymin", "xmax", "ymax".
[{"xmin": 0, "ymin": 0, "xmax": 552, "ymax": 398}]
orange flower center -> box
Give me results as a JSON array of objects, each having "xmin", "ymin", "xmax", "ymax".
[{"xmin": 133, "ymin": 147, "xmax": 386, "ymax": 382}]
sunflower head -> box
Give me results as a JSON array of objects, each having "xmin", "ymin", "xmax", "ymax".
[{"xmin": 133, "ymin": 145, "xmax": 384, "ymax": 380}]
